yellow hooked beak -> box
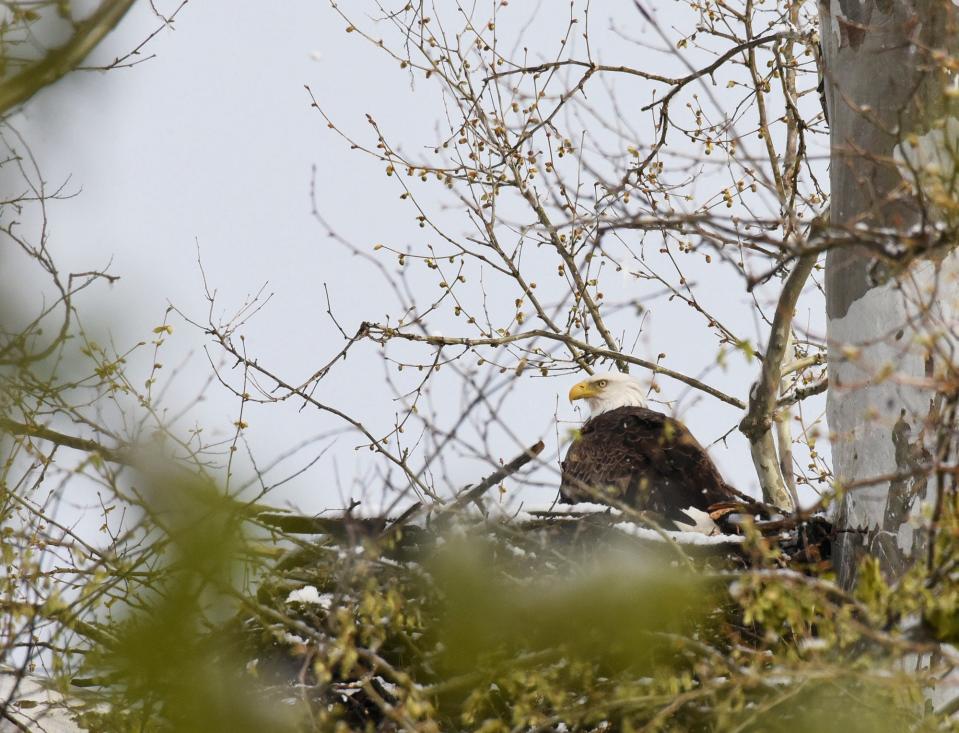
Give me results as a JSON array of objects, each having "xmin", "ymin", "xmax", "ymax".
[{"xmin": 568, "ymin": 380, "xmax": 599, "ymax": 403}]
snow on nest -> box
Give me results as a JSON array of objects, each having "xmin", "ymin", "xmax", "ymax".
[
  {"xmin": 286, "ymin": 585, "xmax": 333, "ymax": 609},
  {"xmin": 616, "ymin": 523, "xmax": 744, "ymax": 546}
]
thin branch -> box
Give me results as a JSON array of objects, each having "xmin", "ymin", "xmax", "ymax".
[{"xmin": 366, "ymin": 324, "xmax": 746, "ymax": 409}]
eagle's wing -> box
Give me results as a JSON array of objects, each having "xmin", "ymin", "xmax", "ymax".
[{"xmin": 560, "ymin": 406, "xmax": 735, "ymax": 522}]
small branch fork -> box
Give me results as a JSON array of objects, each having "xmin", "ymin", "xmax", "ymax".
[
  {"xmin": 382, "ymin": 439, "xmax": 546, "ymax": 538},
  {"xmin": 740, "ymin": 250, "xmax": 818, "ymax": 508}
]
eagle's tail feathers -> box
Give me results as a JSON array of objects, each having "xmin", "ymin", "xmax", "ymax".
[{"xmin": 673, "ymin": 506, "xmax": 721, "ymax": 536}]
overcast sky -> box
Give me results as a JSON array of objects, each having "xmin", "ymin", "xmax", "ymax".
[{"xmin": 11, "ymin": 0, "xmax": 829, "ymax": 517}]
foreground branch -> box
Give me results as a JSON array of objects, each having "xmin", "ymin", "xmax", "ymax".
[
  {"xmin": 0, "ymin": 0, "xmax": 137, "ymax": 116},
  {"xmin": 0, "ymin": 417, "xmax": 133, "ymax": 466}
]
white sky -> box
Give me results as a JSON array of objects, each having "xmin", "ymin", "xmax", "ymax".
[{"xmin": 10, "ymin": 0, "xmax": 829, "ymax": 518}]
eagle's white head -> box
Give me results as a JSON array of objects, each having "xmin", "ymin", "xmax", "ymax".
[{"xmin": 568, "ymin": 372, "xmax": 647, "ymax": 417}]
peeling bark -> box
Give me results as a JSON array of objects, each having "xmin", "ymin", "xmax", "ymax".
[{"xmin": 820, "ymin": 0, "xmax": 959, "ymax": 588}]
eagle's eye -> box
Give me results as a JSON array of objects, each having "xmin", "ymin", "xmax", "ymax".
[{"xmin": 597, "ymin": 379, "xmax": 608, "ymax": 388}]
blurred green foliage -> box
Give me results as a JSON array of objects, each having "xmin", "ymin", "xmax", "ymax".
[
  {"xmin": 76, "ymin": 471, "xmax": 303, "ymax": 732},
  {"xmin": 431, "ymin": 539, "xmax": 706, "ymax": 677},
  {"xmin": 86, "ymin": 508, "xmax": 940, "ymax": 733}
]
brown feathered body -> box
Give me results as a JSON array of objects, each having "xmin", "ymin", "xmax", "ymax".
[{"xmin": 560, "ymin": 406, "xmax": 737, "ymax": 523}]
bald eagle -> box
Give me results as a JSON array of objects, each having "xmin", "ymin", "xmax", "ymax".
[{"xmin": 560, "ymin": 372, "xmax": 740, "ymax": 527}]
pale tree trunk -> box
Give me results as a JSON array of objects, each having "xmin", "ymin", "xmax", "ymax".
[{"xmin": 820, "ymin": 0, "xmax": 959, "ymax": 589}]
